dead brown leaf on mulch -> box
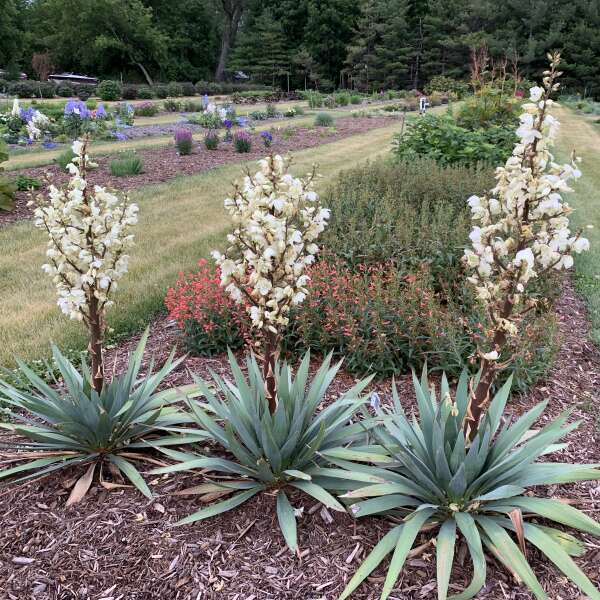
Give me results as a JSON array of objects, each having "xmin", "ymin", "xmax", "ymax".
[{"xmin": 0, "ymin": 280, "xmax": 599, "ymax": 600}]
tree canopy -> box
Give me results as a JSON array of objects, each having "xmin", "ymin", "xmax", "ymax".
[{"xmin": 3, "ymin": 0, "xmax": 600, "ymax": 94}]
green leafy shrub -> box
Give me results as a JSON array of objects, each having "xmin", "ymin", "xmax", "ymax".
[
  {"xmin": 151, "ymin": 352, "xmax": 372, "ymax": 551},
  {"xmin": 15, "ymin": 174, "xmax": 42, "ymax": 191},
  {"xmin": 189, "ymin": 112, "xmax": 223, "ymax": 129},
  {"xmin": 0, "ymin": 139, "xmax": 15, "ymax": 212},
  {"xmin": 321, "ymin": 159, "xmax": 490, "ymax": 274},
  {"xmin": 204, "ymin": 131, "xmax": 220, "ymax": 150},
  {"xmin": 266, "ymin": 103, "xmax": 278, "ymax": 117},
  {"xmin": 137, "ymin": 86, "xmax": 154, "ymax": 99},
  {"xmin": 167, "ymin": 81, "xmax": 184, "ymax": 97},
  {"xmin": 75, "ymin": 85, "xmax": 94, "ymax": 101},
  {"xmin": 393, "ymin": 113, "xmax": 516, "ymax": 166},
  {"xmin": 337, "ymin": 369, "xmax": 600, "ymax": 600},
  {"xmin": 163, "ymin": 98, "xmax": 182, "ymax": 112},
  {"xmin": 55, "ymin": 147, "xmax": 77, "ymax": 171},
  {"xmin": 183, "ymin": 100, "xmax": 203, "ymax": 112},
  {"xmin": 350, "ymin": 94, "xmax": 362, "ymax": 105},
  {"xmin": 56, "ymin": 83, "xmax": 74, "ymax": 97},
  {"xmin": 306, "ymin": 90, "xmax": 324, "ymax": 108},
  {"xmin": 0, "ymin": 333, "xmax": 198, "ymax": 500},
  {"xmin": 109, "ymin": 151, "xmax": 144, "ymax": 176},
  {"xmin": 335, "ymin": 91, "xmax": 351, "ymax": 106},
  {"xmin": 135, "ymin": 101, "xmax": 159, "ymax": 117},
  {"xmin": 314, "ymin": 112, "xmax": 334, "ymax": 127},
  {"xmin": 456, "ymin": 91, "xmax": 520, "ymax": 130},
  {"xmin": 97, "ymin": 79, "xmax": 122, "ymax": 101},
  {"xmin": 121, "ymin": 85, "xmax": 138, "ymax": 100},
  {"xmin": 85, "ymin": 98, "xmax": 97, "ymax": 110},
  {"xmin": 425, "ymin": 74, "xmax": 470, "ymax": 98},
  {"xmin": 154, "ymin": 85, "xmax": 169, "ymax": 99},
  {"xmin": 181, "ymin": 81, "xmax": 196, "ymax": 96}
]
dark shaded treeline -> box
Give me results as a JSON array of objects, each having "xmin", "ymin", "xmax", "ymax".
[{"xmin": 2, "ymin": 0, "xmax": 600, "ymax": 94}]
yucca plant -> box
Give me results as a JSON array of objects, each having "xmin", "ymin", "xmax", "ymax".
[
  {"xmin": 0, "ymin": 332, "xmax": 205, "ymax": 503},
  {"xmin": 334, "ymin": 368, "xmax": 600, "ymax": 600},
  {"xmin": 151, "ymin": 350, "xmax": 373, "ymax": 552}
]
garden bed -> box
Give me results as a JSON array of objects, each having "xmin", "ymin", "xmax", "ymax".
[
  {"xmin": 1, "ymin": 115, "xmax": 399, "ymax": 229},
  {"xmin": 0, "ymin": 279, "xmax": 598, "ymax": 600}
]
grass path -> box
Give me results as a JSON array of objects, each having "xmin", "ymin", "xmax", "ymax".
[
  {"xmin": 555, "ymin": 107, "xmax": 600, "ymax": 344},
  {"xmin": 0, "ymin": 120, "xmax": 403, "ymax": 366}
]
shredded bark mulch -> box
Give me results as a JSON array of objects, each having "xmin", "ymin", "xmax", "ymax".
[
  {"xmin": 0, "ymin": 116, "xmax": 399, "ymax": 230},
  {"xmin": 0, "ymin": 280, "xmax": 599, "ymax": 599}
]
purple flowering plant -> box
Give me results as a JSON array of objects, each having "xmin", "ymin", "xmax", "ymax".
[
  {"xmin": 175, "ymin": 128, "xmax": 194, "ymax": 155},
  {"xmin": 260, "ymin": 131, "xmax": 273, "ymax": 147}
]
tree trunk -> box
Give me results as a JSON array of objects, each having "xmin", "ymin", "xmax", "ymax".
[
  {"xmin": 215, "ymin": 1, "xmax": 245, "ymax": 82},
  {"xmin": 135, "ymin": 61, "xmax": 154, "ymax": 86},
  {"xmin": 88, "ymin": 290, "xmax": 104, "ymax": 394}
]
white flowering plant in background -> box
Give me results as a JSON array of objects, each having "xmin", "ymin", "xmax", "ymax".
[
  {"xmin": 213, "ymin": 154, "xmax": 329, "ymax": 412},
  {"xmin": 463, "ymin": 52, "xmax": 590, "ymax": 438},
  {"xmin": 32, "ymin": 138, "xmax": 138, "ymax": 391}
]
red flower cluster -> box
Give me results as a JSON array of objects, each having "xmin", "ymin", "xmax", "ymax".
[{"xmin": 165, "ymin": 259, "xmax": 252, "ymax": 355}]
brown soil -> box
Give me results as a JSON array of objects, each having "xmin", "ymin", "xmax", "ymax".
[
  {"xmin": 0, "ymin": 281, "xmax": 598, "ymax": 600},
  {"xmin": 0, "ymin": 116, "xmax": 399, "ymax": 229}
]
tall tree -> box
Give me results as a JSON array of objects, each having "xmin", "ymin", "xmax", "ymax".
[
  {"xmin": 215, "ymin": 0, "xmax": 247, "ymax": 81},
  {"xmin": 24, "ymin": 0, "xmax": 167, "ymax": 83},
  {"xmin": 304, "ymin": 0, "xmax": 360, "ymax": 88},
  {"xmin": 0, "ymin": 0, "xmax": 22, "ymax": 68},
  {"xmin": 230, "ymin": 8, "xmax": 290, "ymax": 85}
]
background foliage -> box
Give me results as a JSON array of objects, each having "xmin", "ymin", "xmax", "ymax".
[{"xmin": 3, "ymin": 0, "xmax": 600, "ymax": 94}]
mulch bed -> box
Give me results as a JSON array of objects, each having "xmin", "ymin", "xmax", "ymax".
[
  {"xmin": 0, "ymin": 116, "xmax": 399, "ymax": 230},
  {"xmin": 0, "ymin": 280, "xmax": 599, "ymax": 600}
]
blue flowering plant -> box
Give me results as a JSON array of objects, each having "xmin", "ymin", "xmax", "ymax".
[
  {"xmin": 62, "ymin": 100, "xmax": 108, "ymax": 139},
  {"xmin": 260, "ymin": 131, "xmax": 273, "ymax": 148}
]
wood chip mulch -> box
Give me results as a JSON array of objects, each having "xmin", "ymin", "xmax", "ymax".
[
  {"xmin": 0, "ymin": 116, "xmax": 400, "ymax": 230},
  {"xmin": 0, "ymin": 280, "xmax": 599, "ymax": 600}
]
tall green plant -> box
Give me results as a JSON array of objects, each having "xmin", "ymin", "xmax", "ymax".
[
  {"xmin": 333, "ymin": 368, "xmax": 600, "ymax": 600},
  {"xmin": 151, "ymin": 351, "xmax": 373, "ymax": 552},
  {"xmin": 0, "ymin": 332, "xmax": 203, "ymax": 502}
]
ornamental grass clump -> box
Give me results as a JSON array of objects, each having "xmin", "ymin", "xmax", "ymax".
[
  {"xmin": 336, "ymin": 368, "xmax": 600, "ymax": 600},
  {"xmin": 174, "ymin": 127, "xmax": 193, "ymax": 154},
  {"xmin": 462, "ymin": 53, "xmax": 589, "ymax": 439},
  {"xmin": 233, "ymin": 129, "xmax": 252, "ymax": 152}
]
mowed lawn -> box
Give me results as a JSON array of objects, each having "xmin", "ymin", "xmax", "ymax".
[
  {"xmin": 555, "ymin": 107, "xmax": 600, "ymax": 344},
  {"xmin": 0, "ymin": 121, "xmax": 404, "ymax": 366}
]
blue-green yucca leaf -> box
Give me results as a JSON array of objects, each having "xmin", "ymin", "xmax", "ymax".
[
  {"xmin": 499, "ymin": 517, "xmax": 600, "ymax": 599},
  {"xmin": 276, "ymin": 489, "xmax": 298, "ymax": 552}
]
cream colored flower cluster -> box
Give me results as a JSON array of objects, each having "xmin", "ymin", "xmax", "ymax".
[
  {"xmin": 26, "ymin": 110, "xmax": 51, "ymax": 141},
  {"xmin": 464, "ymin": 54, "xmax": 589, "ymax": 354},
  {"xmin": 33, "ymin": 140, "xmax": 138, "ymax": 321},
  {"xmin": 213, "ymin": 155, "xmax": 329, "ymax": 332}
]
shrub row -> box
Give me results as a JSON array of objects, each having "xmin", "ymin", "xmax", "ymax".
[{"xmin": 165, "ymin": 159, "xmax": 559, "ymax": 389}]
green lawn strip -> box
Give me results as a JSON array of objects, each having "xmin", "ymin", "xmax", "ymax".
[
  {"xmin": 0, "ymin": 120, "xmax": 403, "ymax": 367},
  {"xmin": 555, "ymin": 107, "xmax": 600, "ymax": 344}
]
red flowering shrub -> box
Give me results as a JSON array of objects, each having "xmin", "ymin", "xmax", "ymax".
[
  {"xmin": 165, "ymin": 259, "xmax": 251, "ymax": 355},
  {"xmin": 166, "ymin": 257, "xmax": 557, "ymax": 387}
]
